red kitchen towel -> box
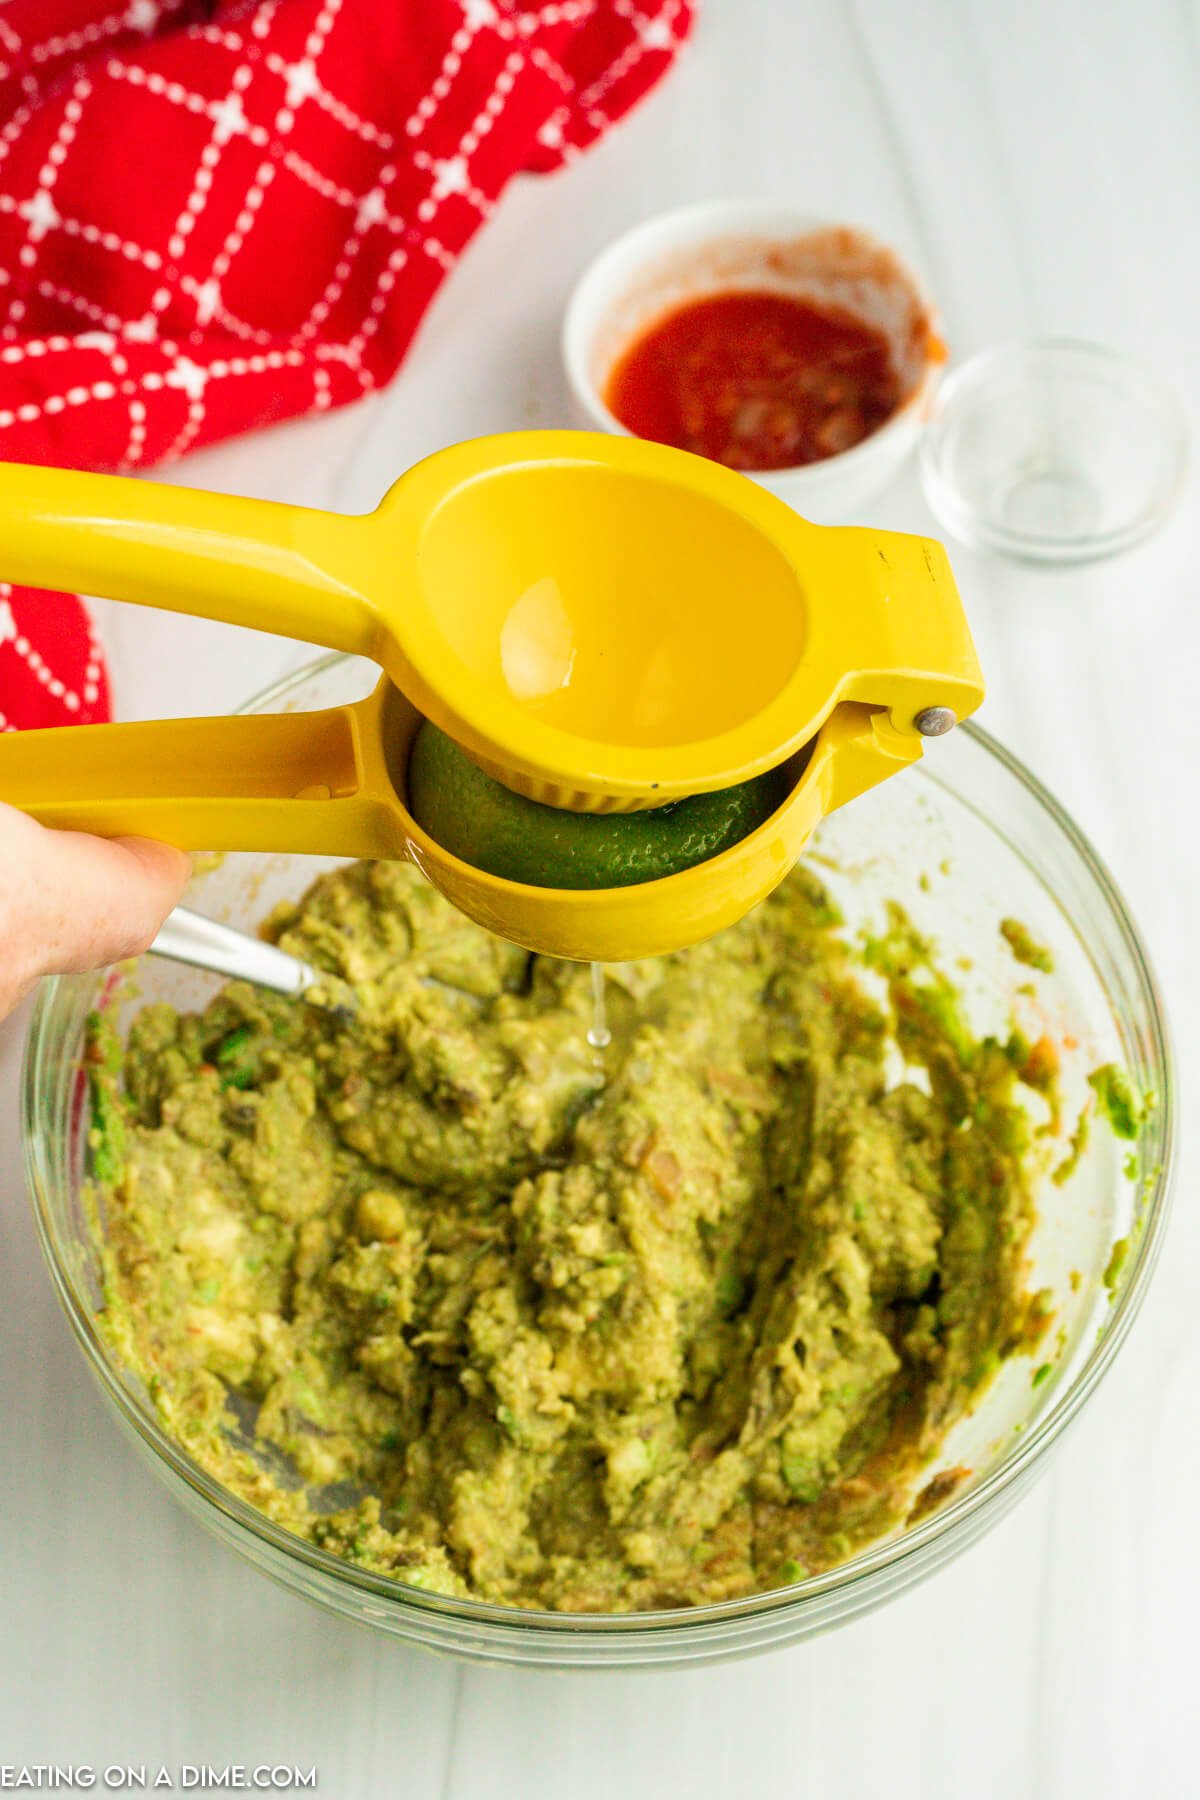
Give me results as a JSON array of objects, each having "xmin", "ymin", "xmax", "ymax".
[{"xmin": 0, "ymin": 0, "xmax": 692, "ymax": 732}]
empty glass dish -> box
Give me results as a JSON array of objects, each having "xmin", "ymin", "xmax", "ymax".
[{"xmin": 920, "ymin": 339, "xmax": 1187, "ymax": 564}]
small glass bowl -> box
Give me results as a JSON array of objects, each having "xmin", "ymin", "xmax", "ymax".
[{"xmin": 920, "ymin": 339, "xmax": 1188, "ymax": 564}]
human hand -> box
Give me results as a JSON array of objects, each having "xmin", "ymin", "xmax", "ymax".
[{"xmin": 0, "ymin": 804, "xmax": 190, "ymax": 1021}]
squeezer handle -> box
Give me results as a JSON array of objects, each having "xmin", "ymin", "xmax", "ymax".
[
  {"xmin": 0, "ymin": 463, "xmax": 411, "ymax": 854},
  {"xmin": 0, "ymin": 686, "xmax": 410, "ymax": 859},
  {"xmin": 0, "ymin": 461, "xmax": 380, "ymax": 659}
]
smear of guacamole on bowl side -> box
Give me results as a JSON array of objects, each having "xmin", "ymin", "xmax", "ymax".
[
  {"xmin": 1088, "ymin": 1063, "xmax": 1150, "ymax": 1141},
  {"xmin": 87, "ymin": 861, "xmax": 1052, "ymax": 1613},
  {"xmin": 1052, "ymin": 1105, "xmax": 1090, "ymax": 1188},
  {"xmin": 999, "ymin": 918, "xmax": 1055, "ymax": 975},
  {"xmin": 1102, "ymin": 1237, "xmax": 1130, "ymax": 1295}
]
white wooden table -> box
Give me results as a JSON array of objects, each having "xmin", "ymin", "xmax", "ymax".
[{"xmin": 3, "ymin": 1, "xmax": 1198, "ymax": 1791}]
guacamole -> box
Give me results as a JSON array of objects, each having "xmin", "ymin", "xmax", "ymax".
[
  {"xmin": 1000, "ymin": 918, "xmax": 1055, "ymax": 975},
  {"xmin": 88, "ymin": 861, "xmax": 1049, "ymax": 1612}
]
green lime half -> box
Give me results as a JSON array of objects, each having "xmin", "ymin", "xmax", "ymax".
[{"xmin": 407, "ymin": 722, "xmax": 792, "ymax": 891}]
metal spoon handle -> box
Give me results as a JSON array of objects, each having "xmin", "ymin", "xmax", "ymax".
[{"xmin": 148, "ymin": 906, "xmax": 317, "ymax": 997}]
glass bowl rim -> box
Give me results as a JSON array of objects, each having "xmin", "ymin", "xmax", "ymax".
[
  {"xmin": 21, "ymin": 650, "xmax": 1177, "ymax": 1642},
  {"xmin": 919, "ymin": 335, "xmax": 1189, "ymax": 565}
]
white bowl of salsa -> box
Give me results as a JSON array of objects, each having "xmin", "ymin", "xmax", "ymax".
[{"xmin": 562, "ymin": 200, "xmax": 945, "ymax": 522}]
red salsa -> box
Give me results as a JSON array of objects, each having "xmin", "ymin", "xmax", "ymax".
[{"xmin": 604, "ymin": 289, "xmax": 903, "ymax": 472}]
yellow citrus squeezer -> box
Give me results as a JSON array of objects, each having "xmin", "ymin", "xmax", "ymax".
[{"xmin": 0, "ymin": 430, "xmax": 983, "ymax": 961}]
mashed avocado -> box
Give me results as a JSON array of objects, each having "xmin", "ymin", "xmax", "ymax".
[
  {"xmin": 88, "ymin": 861, "xmax": 1049, "ymax": 1612},
  {"xmin": 999, "ymin": 918, "xmax": 1055, "ymax": 975}
]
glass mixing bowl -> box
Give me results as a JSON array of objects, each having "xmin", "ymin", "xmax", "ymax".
[{"xmin": 23, "ymin": 654, "xmax": 1174, "ymax": 1669}]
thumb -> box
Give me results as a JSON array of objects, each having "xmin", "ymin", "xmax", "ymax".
[
  {"xmin": 0, "ymin": 805, "xmax": 190, "ymax": 982},
  {"xmin": 33, "ymin": 829, "xmax": 192, "ymax": 975}
]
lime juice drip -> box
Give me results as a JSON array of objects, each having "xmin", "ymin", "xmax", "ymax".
[{"xmin": 587, "ymin": 961, "xmax": 611, "ymax": 1051}]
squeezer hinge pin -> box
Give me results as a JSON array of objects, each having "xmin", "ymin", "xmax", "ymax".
[{"xmin": 914, "ymin": 707, "xmax": 957, "ymax": 738}]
